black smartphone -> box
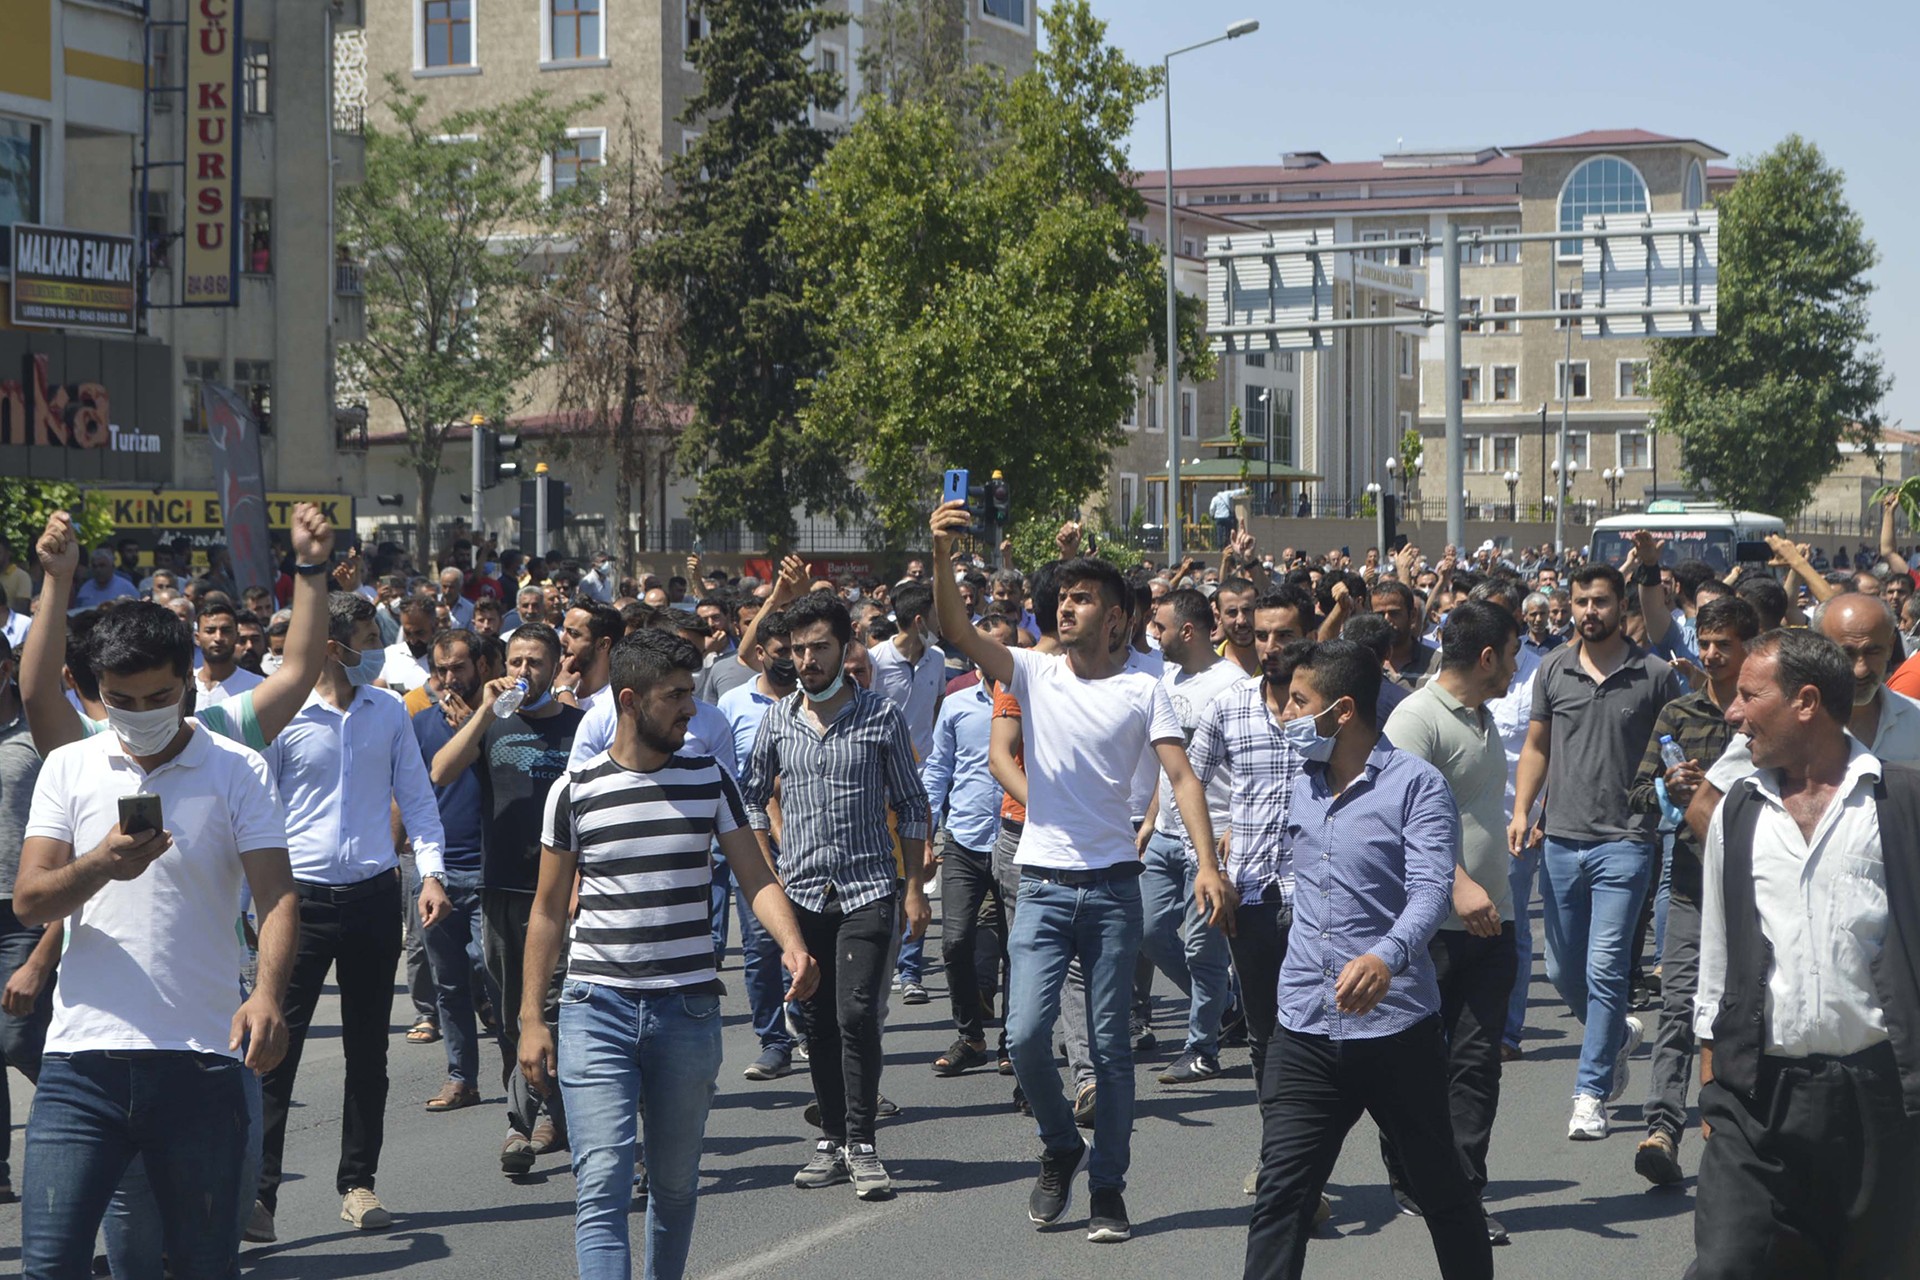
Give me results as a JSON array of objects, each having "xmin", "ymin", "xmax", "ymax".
[{"xmin": 118, "ymin": 792, "xmax": 163, "ymax": 836}]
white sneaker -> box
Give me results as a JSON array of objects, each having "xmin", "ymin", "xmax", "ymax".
[
  {"xmin": 1568, "ymin": 1092, "xmax": 1608, "ymax": 1141},
  {"xmin": 1609, "ymin": 1015, "xmax": 1644, "ymax": 1102}
]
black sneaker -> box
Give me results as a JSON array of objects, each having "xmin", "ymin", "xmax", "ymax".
[
  {"xmin": 845, "ymin": 1142, "xmax": 894, "ymax": 1201},
  {"xmin": 1130, "ymin": 1014, "xmax": 1157, "ymax": 1054},
  {"xmin": 1156, "ymin": 1049, "xmax": 1221, "ymax": 1085},
  {"xmin": 1027, "ymin": 1140, "xmax": 1089, "ymax": 1226},
  {"xmin": 1086, "ymin": 1187, "xmax": 1131, "ymax": 1243},
  {"xmin": 1218, "ymin": 1003, "xmax": 1249, "ymax": 1048},
  {"xmin": 1073, "ymin": 1081, "xmax": 1096, "ymax": 1129},
  {"xmin": 794, "ymin": 1140, "xmax": 849, "ymax": 1189}
]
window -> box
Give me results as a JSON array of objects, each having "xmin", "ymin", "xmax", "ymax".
[
  {"xmin": 1459, "ymin": 366, "xmax": 1482, "ymax": 403},
  {"xmin": 182, "ymin": 357, "xmax": 221, "ymax": 429},
  {"xmin": 1180, "ymin": 236, "xmax": 1197, "ymax": 257},
  {"xmin": 1556, "ymin": 360, "xmax": 1590, "ymax": 400},
  {"xmin": 1146, "ymin": 479, "xmax": 1166, "ymax": 526},
  {"xmin": 233, "ymin": 360, "xmax": 273, "ymax": 431},
  {"xmin": 1180, "ymin": 388, "xmax": 1195, "ymax": 439},
  {"xmin": 1617, "ymin": 359, "xmax": 1650, "ymax": 399},
  {"xmin": 982, "ymin": 0, "xmax": 1026, "ymax": 27},
  {"xmin": 1491, "ymin": 224, "xmax": 1520, "ymax": 264},
  {"xmin": 151, "ymin": 28, "xmax": 174, "ymax": 111},
  {"xmin": 423, "ymin": 0, "xmax": 473, "ymax": 68},
  {"xmin": 1558, "ymin": 155, "xmax": 1648, "ymax": 257},
  {"xmin": 1393, "ymin": 230, "xmax": 1422, "ymax": 267},
  {"xmin": 1458, "ymin": 227, "xmax": 1482, "ymax": 265},
  {"xmin": 1398, "ymin": 334, "xmax": 1415, "ymax": 379},
  {"xmin": 1119, "ymin": 473, "xmax": 1140, "ymax": 526},
  {"xmin": 551, "ymin": 0, "xmax": 602, "ymax": 60},
  {"xmin": 683, "ymin": 2, "xmax": 708, "ymax": 60},
  {"xmin": 1489, "ymin": 295, "xmax": 1517, "ymax": 333},
  {"xmin": 1618, "ymin": 429, "xmax": 1650, "ymax": 470},
  {"xmin": 1120, "ymin": 385, "xmax": 1136, "ymax": 429},
  {"xmin": 1146, "ymin": 380, "xmax": 1162, "ymax": 433},
  {"xmin": 1684, "ymin": 160, "xmax": 1706, "ymax": 212},
  {"xmin": 243, "ymin": 41, "xmax": 270, "ymax": 115},
  {"xmin": 1460, "ymin": 296, "xmax": 1483, "ymax": 335},
  {"xmin": 1361, "ymin": 230, "xmax": 1388, "ymax": 263},
  {"xmin": 0, "ymin": 117, "xmax": 42, "ymax": 268},
  {"xmin": 819, "ymin": 44, "xmax": 840, "ymax": 78},
  {"xmin": 1556, "ymin": 290, "xmax": 1582, "ymax": 332},
  {"xmin": 1244, "ymin": 384, "xmax": 1269, "ymax": 440},
  {"xmin": 143, "ymin": 190, "xmax": 171, "ymax": 270},
  {"xmin": 1271, "ymin": 388, "xmax": 1295, "ymax": 465},
  {"xmin": 242, "ymin": 198, "xmax": 272, "ymax": 275},
  {"xmin": 1492, "ymin": 434, "xmax": 1519, "ymax": 473},
  {"xmin": 551, "ymin": 131, "xmax": 604, "ymax": 193},
  {"xmin": 1492, "ymin": 365, "xmax": 1518, "ymax": 402},
  {"xmin": 1460, "ymin": 435, "xmax": 1486, "ymax": 472},
  {"xmin": 1127, "ymin": 225, "xmax": 1147, "ymax": 245},
  {"xmin": 1276, "ymin": 351, "xmax": 1294, "ymax": 373},
  {"xmin": 1244, "ymin": 352, "xmax": 1264, "ymax": 368},
  {"xmin": 1564, "ymin": 431, "xmax": 1591, "ymax": 471}
]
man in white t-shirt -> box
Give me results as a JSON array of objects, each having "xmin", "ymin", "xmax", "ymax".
[
  {"xmin": 1136, "ymin": 588, "xmax": 1244, "ymax": 1085},
  {"xmin": 930, "ymin": 501, "xmax": 1232, "ymax": 1245},
  {"xmin": 13, "ymin": 602, "xmax": 296, "ymax": 1277},
  {"xmin": 193, "ymin": 599, "xmax": 266, "ymax": 708}
]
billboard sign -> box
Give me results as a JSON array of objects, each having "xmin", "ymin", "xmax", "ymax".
[
  {"xmin": 10, "ymin": 224, "xmax": 138, "ymax": 333},
  {"xmin": 183, "ymin": 0, "xmax": 243, "ymax": 305},
  {"xmin": 0, "ymin": 331, "xmax": 172, "ymax": 483},
  {"xmin": 90, "ymin": 489, "xmax": 354, "ymax": 569}
]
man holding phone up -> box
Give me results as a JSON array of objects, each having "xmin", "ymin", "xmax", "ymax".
[{"xmin": 13, "ymin": 603, "xmax": 298, "ymax": 1278}]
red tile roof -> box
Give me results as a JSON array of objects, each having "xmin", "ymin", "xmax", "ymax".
[{"xmin": 1507, "ymin": 128, "xmax": 1727, "ymax": 159}]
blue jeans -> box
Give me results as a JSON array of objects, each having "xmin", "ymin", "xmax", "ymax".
[
  {"xmin": 709, "ymin": 853, "xmax": 733, "ymax": 961},
  {"xmin": 1138, "ymin": 832, "xmax": 1232, "ymax": 1058},
  {"xmin": 559, "ymin": 980, "xmax": 724, "ymax": 1280},
  {"xmin": 1004, "ymin": 871, "xmax": 1144, "ymax": 1192},
  {"xmin": 1503, "ymin": 842, "xmax": 1540, "ymax": 1049},
  {"xmin": 23, "ymin": 1051, "xmax": 248, "ymax": 1280},
  {"xmin": 103, "ymin": 1063, "xmax": 263, "ymax": 1280},
  {"xmin": 736, "ymin": 878, "xmax": 798, "ymax": 1052},
  {"xmin": 1539, "ymin": 837, "xmax": 1654, "ymax": 1099},
  {"xmin": 896, "ymin": 931, "xmax": 925, "ymax": 984},
  {"xmin": 423, "ymin": 867, "xmax": 500, "ymax": 1085},
  {"xmin": 0, "ymin": 898, "xmax": 54, "ymax": 1186}
]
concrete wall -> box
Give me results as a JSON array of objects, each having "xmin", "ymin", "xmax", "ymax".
[{"xmin": 1243, "ymin": 514, "xmax": 1563, "ymax": 560}]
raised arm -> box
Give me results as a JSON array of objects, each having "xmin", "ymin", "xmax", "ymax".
[
  {"xmin": 1768, "ymin": 535, "xmax": 1838, "ymax": 604},
  {"xmin": 1881, "ymin": 493, "xmax": 1910, "ymax": 576},
  {"xmin": 930, "ymin": 501, "xmax": 1013, "ymax": 689},
  {"xmin": 434, "ymin": 674, "xmax": 512, "ymax": 785},
  {"xmin": 20, "ymin": 512, "xmax": 85, "ymax": 755},
  {"xmin": 250, "ymin": 503, "xmax": 335, "ymax": 743},
  {"xmin": 735, "ymin": 553, "xmax": 807, "ymax": 670}
]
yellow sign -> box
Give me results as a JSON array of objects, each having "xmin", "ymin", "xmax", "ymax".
[
  {"xmin": 183, "ymin": 0, "xmax": 242, "ymax": 305},
  {"xmin": 94, "ymin": 489, "xmax": 352, "ymax": 534}
]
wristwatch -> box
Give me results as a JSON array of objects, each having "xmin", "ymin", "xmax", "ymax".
[
  {"xmin": 1635, "ymin": 564, "xmax": 1662, "ymax": 587},
  {"xmin": 420, "ymin": 871, "xmax": 445, "ymax": 890}
]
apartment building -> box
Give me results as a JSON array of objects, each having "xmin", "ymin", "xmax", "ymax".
[
  {"xmin": 1135, "ymin": 129, "xmax": 1737, "ymax": 531},
  {"xmin": 353, "ymin": 0, "xmax": 1038, "ymax": 550}
]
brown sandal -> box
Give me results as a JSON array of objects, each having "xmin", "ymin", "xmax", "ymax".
[
  {"xmin": 406, "ymin": 1017, "xmax": 441, "ymax": 1045},
  {"xmin": 425, "ymin": 1080, "xmax": 480, "ymax": 1111}
]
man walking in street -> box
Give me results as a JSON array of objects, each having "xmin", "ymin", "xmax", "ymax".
[
  {"xmin": 192, "ymin": 600, "xmax": 265, "ymax": 707},
  {"xmin": 1214, "ymin": 577, "xmax": 1261, "ymax": 677}
]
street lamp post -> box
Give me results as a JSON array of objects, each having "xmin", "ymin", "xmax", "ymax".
[
  {"xmin": 1602, "ymin": 466, "xmax": 1622, "ymax": 512},
  {"xmin": 1164, "ymin": 18, "xmax": 1259, "ymax": 568},
  {"xmin": 1503, "ymin": 470, "xmax": 1520, "ymax": 523}
]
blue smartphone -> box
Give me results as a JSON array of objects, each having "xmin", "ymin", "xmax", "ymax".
[{"xmin": 943, "ymin": 468, "xmax": 969, "ymax": 507}]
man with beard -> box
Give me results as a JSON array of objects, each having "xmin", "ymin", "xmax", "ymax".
[
  {"xmin": 1511, "ymin": 564, "xmax": 1674, "ymax": 1141},
  {"xmin": 1214, "ymin": 577, "xmax": 1259, "ymax": 677},
  {"xmin": 742, "ymin": 592, "xmax": 929, "ymax": 1202},
  {"xmin": 235, "ymin": 610, "xmax": 268, "ymax": 675},
  {"xmin": 382, "ymin": 597, "xmax": 437, "ymax": 694},
  {"xmin": 431, "ymin": 622, "xmax": 584, "ymax": 1173},
  {"xmin": 408, "ymin": 629, "xmax": 505, "ymax": 1114},
  {"xmin": 1369, "ymin": 580, "xmax": 1438, "ymax": 690},
  {"xmin": 558, "ymin": 601, "xmax": 621, "ymax": 714},
  {"xmin": 192, "ymin": 600, "xmax": 265, "ymax": 706},
  {"xmin": 1625, "ymin": 596, "xmax": 1759, "ymax": 1188}
]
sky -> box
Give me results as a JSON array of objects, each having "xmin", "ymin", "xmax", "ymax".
[{"xmin": 1079, "ymin": 0, "xmax": 1918, "ymax": 429}]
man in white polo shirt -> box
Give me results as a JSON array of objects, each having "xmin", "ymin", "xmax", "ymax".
[{"xmin": 14, "ymin": 602, "xmax": 297, "ymax": 1278}]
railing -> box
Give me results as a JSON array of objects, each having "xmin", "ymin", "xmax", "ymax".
[
  {"xmin": 335, "ymin": 259, "xmax": 364, "ymax": 295},
  {"xmin": 333, "ymin": 101, "xmax": 366, "ymax": 135}
]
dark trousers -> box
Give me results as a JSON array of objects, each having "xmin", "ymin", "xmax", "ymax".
[
  {"xmin": 258, "ymin": 873, "xmax": 405, "ymax": 1212},
  {"xmin": 1645, "ymin": 896, "xmax": 1700, "ymax": 1142},
  {"xmin": 1245, "ymin": 1019, "xmax": 1493, "ymax": 1280},
  {"xmin": 939, "ymin": 842, "xmax": 1006, "ymax": 1043},
  {"xmin": 1226, "ymin": 895, "xmax": 1291, "ymax": 1101},
  {"xmin": 480, "ymin": 887, "xmax": 566, "ymax": 1139},
  {"xmin": 0, "ymin": 897, "xmax": 55, "ymax": 1186},
  {"xmin": 1381, "ymin": 925, "xmax": 1517, "ymax": 1197},
  {"xmin": 794, "ymin": 896, "xmax": 895, "ymax": 1147},
  {"xmin": 1694, "ymin": 1043, "xmax": 1920, "ymax": 1280}
]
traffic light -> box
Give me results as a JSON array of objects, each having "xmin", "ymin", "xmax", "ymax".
[
  {"xmin": 518, "ymin": 473, "xmax": 571, "ymax": 533},
  {"xmin": 987, "ymin": 470, "xmax": 1011, "ymax": 524},
  {"xmin": 479, "ymin": 428, "xmax": 522, "ymax": 488}
]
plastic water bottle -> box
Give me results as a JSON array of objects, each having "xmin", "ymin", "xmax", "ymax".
[
  {"xmin": 1659, "ymin": 734, "xmax": 1687, "ymax": 771},
  {"xmin": 492, "ymin": 678, "xmax": 528, "ymax": 718}
]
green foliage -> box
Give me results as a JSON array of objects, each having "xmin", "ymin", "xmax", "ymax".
[
  {"xmin": 1358, "ymin": 490, "xmax": 1378, "ymax": 519},
  {"xmin": 1227, "ymin": 406, "xmax": 1251, "ymax": 487},
  {"xmin": 654, "ymin": 0, "xmax": 853, "ymax": 553},
  {"xmin": 785, "ymin": 0, "xmax": 1209, "ymax": 546},
  {"xmin": 1651, "ymin": 135, "xmax": 1888, "ymax": 515},
  {"xmin": 0, "ymin": 480, "xmax": 113, "ymax": 562},
  {"xmin": 1398, "ymin": 427, "xmax": 1424, "ymax": 476},
  {"xmin": 342, "ymin": 77, "xmax": 583, "ymax": 561}
]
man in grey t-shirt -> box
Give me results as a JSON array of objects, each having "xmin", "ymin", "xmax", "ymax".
[
  {"xmin": 1381, "ymin": 602, "xmax": 1521, "ymax": 1244},
  {"xmin": 0, "ymin": 636, "xmax": 50, "ymax": 1201}
]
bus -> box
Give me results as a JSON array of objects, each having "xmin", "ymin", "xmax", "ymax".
[{"xmin": 1589, "ymin": 502, "xmax": 1785, "ymax": 576}]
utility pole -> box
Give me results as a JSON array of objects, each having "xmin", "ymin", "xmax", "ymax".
[
  {"xmin": 1443, "ymin": 222, "xmax": 1465, "ymax": 553},
  {"xmin": 469, "ymin": 413, "xmax": 486, "ymax": 541}
]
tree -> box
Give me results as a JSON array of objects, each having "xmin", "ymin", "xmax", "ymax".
[
  {"xmin": 0, "ymin": 480, "xmax": 113, "ymax": 570},
  {"xmin": 651, "ymin": 0, "xmax": 854, "ymax": 554},
  {"xmin": 341, "ymin": 77, "xmax": 581, "ymax": 565},
  {"xmin": 1651, "ymin": 135, "xmax": 1889, "ymax": 516},
  {"xmin": 538, "ymin": 104, "xmax": 685, "ymax": 571},
  {"xmin": 785, "ymin": 0, "xmax": 1211, "ymax": 545}
]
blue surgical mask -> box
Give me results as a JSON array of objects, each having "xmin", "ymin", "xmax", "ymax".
[
  {"xmin": 803, "ymin": 669, "xmax": 846, "ymax": 703},
  {"xmin": 522, "ymin": 687, "xmax": 554, "ymax": 713},
  {"xmin": 337, "ymin": 643, "xmax": 381, "ymax": 687},
  {"xmin": 1282, "ymin": 703, "xmax": 1341, "ymax": 762}
]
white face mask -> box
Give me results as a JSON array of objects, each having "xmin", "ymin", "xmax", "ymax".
[
  {"xmin": 106, "ymin": 696, "xmax": 185, "ymax": 756},
  {"xmin": 260, "ymin": 652, "xmax": 283, "ymax": 674}
]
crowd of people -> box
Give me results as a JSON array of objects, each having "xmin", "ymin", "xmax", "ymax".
[{"xmin": 0, "ymin": 497, "xmax": 1915, "ymax": 1280}]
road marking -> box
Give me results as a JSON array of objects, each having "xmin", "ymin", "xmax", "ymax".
[{"xmin": 698, "ymin": 1199, "xmax": 913, "ymax": 1280}]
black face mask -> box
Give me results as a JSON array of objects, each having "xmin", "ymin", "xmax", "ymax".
[{"xmin": 766, "ymin": 658, "xmax": 798, "ymax": 687}]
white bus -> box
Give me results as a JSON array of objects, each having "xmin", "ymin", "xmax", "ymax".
[{"xmin": 1589, "ymin": 502, "xmax": 1785, "ymax": 576}]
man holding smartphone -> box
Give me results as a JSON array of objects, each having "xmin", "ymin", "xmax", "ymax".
[{"xmin": 13, "ymin": 603, "xmax": 298, "ymax": 1278}]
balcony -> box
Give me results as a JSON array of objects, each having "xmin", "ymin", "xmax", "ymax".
[
  {"xmin": 334, "ymin": 259, "xmax": 366, "ymax": 342},
  {"xmin": 333, "ymin": 103, "xmax": 367, "ymax": 185}
]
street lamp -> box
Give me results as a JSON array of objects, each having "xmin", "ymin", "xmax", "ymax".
[
  {"xmin": 1385, "ymin": 456, "xmax": 1403, "ymax": 512},
  {"xmin": 1503, "ymin": 469, "xmax": 1520, "ymax": 523},
  {"xmin": 1601, "ymin": 466, "xmax": 1622, "ymax": 511},
  {"xmin": 1259, "ymin": 387, "xmax": 1274, "ymax": 514},
  {"xmin": 1163, "ymin": 18, "xmax": 1261, "ymax": 567}
]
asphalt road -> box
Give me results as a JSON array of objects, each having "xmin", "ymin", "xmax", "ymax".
[{"xmin": 0, "ymin": 899, "xmax": 1699, "ymax": 1279}]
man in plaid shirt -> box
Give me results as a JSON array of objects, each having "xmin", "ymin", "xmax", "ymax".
[{"xmin": 1624, "ymin": 595, "xmax": 1759, "ymax": 1187}]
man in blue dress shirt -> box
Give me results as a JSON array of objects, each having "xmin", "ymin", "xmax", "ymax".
[{"xmin": 1242, "ymin": 640, "xmax": 1492, "ymax": 1280}]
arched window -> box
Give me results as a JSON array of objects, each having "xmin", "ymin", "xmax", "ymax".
[
  {"xmin": 1558, "ymin": 156, "xmax": 1649, "ymax": 257},
  {"xmin": 1683, "ymin": 160, "xmax": 1706, "ymax": 211}
]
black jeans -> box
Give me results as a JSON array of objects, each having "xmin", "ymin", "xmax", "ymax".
[
  {"xmin": 258, "ymin": 872, "xmax": 405, "ymax": 1212},
  {"xmin": 1225, "ymin": 895, "xmax": 1291, "ymax": 1100},
  {"xmin": 1645, "ymin": 896, "xmax": 1699, "ymax": 1142},
  {"xmin": 480, "ymin": 887, "xmax": 566, "ymax": 1139},
  {"xmin": 1381, "ymin": 924, "xmax": 1517, "ymax": 1197},
  {"xmin": 1694, "ymin": 1043, "xmax": 1920, "ymax": 1280},
  {"xmin": 939, "ymin": 842, "xmax": 1006, "ymax": 1043},
  {"xmin": 1245, "ymin": 1018, "xmax": 1492, "ymax": 1280},
  {"xmin": 794, "ymin": 896, "xmax": 896, "ymax": 1147},
  {"xmin": 0, "ymin": 897, "xmax": 55, "ymax": 1187}
]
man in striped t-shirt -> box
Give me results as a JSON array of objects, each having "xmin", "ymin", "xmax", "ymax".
[{"xmin": 521, "ymin": 630, "xmax": 818, "ymax": 1280}]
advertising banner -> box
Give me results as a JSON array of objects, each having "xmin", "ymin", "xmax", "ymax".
[
  {"xmin": 183, "ymin": 0, "xmax": 243, "ymax": 305},
  {"xmin": 200, "ymin": 380, "xmax": 275, "ymax": 593},
  {"xmin": 0, "ymin": 332, "xmax": 172, "ymax": 484},
  {"xmin": 10, "ymin": 224, "xmax": 138, "ymax": 333},
  {"xmin": 90, "ymin": 489, "xmax": 353, "ymax": 570}
]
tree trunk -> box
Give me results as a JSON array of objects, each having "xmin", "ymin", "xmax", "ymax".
[
  {"xmin": 413, "ymin": 462, "xmax": 439, "ymax": 570},
  {"xmin": 614, "ymin": 446, "xmax": 636, "ymax": 576}
]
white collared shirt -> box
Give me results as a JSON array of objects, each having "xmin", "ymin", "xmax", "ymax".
[
  {"xmin": 380, "ymin": 641, "xmax": 432, "ymax": 693},
  {"xmin": 869, "ymin": 635, "xmax": 947, "ymax": 763},
  {"xmin": 1696, "ymin": 742, "xmax": 1890, "ymax": 1057},
  {"xmin": 193, "ymin": 663, "xmax": 264, "ymax": 708},
  {"xmin": 24, "ymin": 724, "xmax": 286, "ymax": 1055},
  {"xmin": 264, "ymin": 685, "xmax": 446, "ymax": 885}
]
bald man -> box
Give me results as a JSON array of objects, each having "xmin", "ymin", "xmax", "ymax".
[{"xmin": 1687, "ymin": 593, "xmax": 1920, "ymax": 842}]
